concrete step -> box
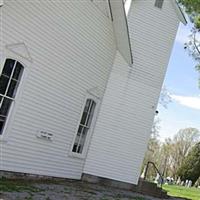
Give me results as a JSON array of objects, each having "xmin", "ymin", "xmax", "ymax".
[{"xmin": 137, "ymin": 179, "xmax": 169, "ymax": 198}]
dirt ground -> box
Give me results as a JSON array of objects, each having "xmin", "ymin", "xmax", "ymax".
[{"xmin": 0, "ymin": 179, "xmax": 186, "ymax": 200}]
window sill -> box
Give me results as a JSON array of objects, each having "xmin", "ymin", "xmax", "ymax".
[{"xmin": 68, "ymin": 152, "xmax": 86, "ymax": 160}]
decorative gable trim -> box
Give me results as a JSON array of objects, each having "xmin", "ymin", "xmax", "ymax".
[
  {"xmin": 109, "ymin": 0, "xmax": 133, "ymax": 66},
  {"xmin": 5, "ymin": 42, "xmax": 33, "ymax": 62},
  {"xmin": 0, "ymin": 0, "xmax": 3, "ymax": 7}
]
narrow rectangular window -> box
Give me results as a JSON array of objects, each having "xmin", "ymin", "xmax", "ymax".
[
  {"xmin": 0, "ymin": 59, "xmax": 24, "ymax": 135},
  {"xmin": 155, "ymin": 0, "xmax": 164, "ymax": 9},
  {"xmin": 72, "ymin": 99, "xmax": 96, "ymax": 154}
]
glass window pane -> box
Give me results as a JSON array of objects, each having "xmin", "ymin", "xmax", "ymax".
[
  {"xmin": 0, "ymin": 96, "xmax": 2, "ymax": 110},
  {"xmin": 0, "ymin": 98, "xmax": 12, "ymax": 116},
  {"xmin": 86, "ymin": 101, "xmax": 96, "ymax": 127},
  {"xmin": 7, "ymin": 80, "xmax": 18, "ymax": 98},
  {"xmin": 72, "ymin": 126, "xmax": 83, "ymax": 153},
  {"xmin": 72, "ymin": 99, "xmax": 96, "ymax": 154},
  {"xmin": 13, "ymin": 62, "xmax": 24, "ymax": 80},
  {"xmin": 80, "ymin": 111, "xmax": 88, "ymax": 126},
  {"xmin": 78, "ymin": 127, "xmax": 89, "ymax": 153},
  {"xmin": 0, "ymin": 116, "xmax": 6, "ymax": 135},
  {"xmin": 72, "ymin": 143, "xmax": 78, "ymax": 153},
  {"xmin": 2, "ymin": 59, "xmax": 15, "ymax": 77},
  {"xmin": 80, "ymin": 99, "xmax": 91, "ymax": 125},
  {"xmin": 77, "ymin": 126, "xmax": 83, "ymax": 137},
  {"xmin": 0, "ymin": 75, "xmax": 9, "ymax": 95}
]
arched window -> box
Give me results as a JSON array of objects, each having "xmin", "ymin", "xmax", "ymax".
[
  {"xmin": 72, "ymin": 99, "xmax": 96, "ymax": 154},
  {"xmin": 0, "ymin": 59, "xmax": 24, "ymax": 135}
]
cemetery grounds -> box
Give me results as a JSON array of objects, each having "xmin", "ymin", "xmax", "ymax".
[{"xmin": 163, "ymin": 185, "xmax": 200, "ymax": 200}]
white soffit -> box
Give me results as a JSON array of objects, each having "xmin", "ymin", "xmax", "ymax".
[
  {"xmin": 6, "ymin": 42, "xmax": 33, "ymax": 62},
  {"xmin": 0, "ymin": 0, "xmax": 3, "ymax": 7},
  {"xmin": 109, "ymin": 0, "xmax": 133, "ymax": 65}
]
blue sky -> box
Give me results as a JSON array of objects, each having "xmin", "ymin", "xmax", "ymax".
[{"xmin": 158, "ymin": 22, "xmax": 200, "ymax": 141}]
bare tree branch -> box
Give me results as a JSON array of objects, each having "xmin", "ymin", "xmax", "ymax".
[{"xmin": 193, "ymin": 31, "xmax": 200, "ymax": 55}]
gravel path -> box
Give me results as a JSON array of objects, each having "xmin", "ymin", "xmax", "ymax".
[{"xmin": 0, "ymin": 179, "xmax": 186, "ymax": 200}]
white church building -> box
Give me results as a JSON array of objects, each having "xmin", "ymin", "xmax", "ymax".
[{"xmin": 0, "ymin": 0, "xmax": 186, "ymax": 185}]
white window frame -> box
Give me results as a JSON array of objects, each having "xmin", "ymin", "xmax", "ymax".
[
  {"xmin": 0, "ymin": 56, "xmax": 28, "ymax": 142},
  {"xmin": 0, "ymin": 43, "xmax": 31, "ymax": 143},
  {"xmin": 0, "ymin": 58, "xmax": 24, "ymax": 136},
  {"xmin": 69, "ymin": 94, "xmax": 99, "ymax": 159}
]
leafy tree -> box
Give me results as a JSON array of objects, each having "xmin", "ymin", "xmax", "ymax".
[
  {"xmin": 141, "ymin": 117, "xmax": 161, "ymax": 179},
  {"xmin": 143, "ymin": 127, "xmax": 200, "ymax": 180},
  {"xmin": 159, "ymin": 86, "xmax": 172, "ymax": 109},
  {"xmin": 177, "ymin": 142, "xmax": 200, "ymax": 184},
  {"xmin": 167, "ymin": 128, "xmax": 199, "ymax": 178},
  {"xmin": 173, "ymin": 127, "xmax": 200, "ymax": 160},
  {"xmin": 179, "ymin": 0, "xmax": 200, "ymax": 30},
  {"xmin": 159, "ymin": 138, "xmax": 174, "ymax": 177},
  {"xmin": 141, "ymin": 87, "xmax": 172, "ymax": 179},
  {"xmin": 179, "ymin": 0, "xmax": 200, "ymax": 28},
  {"xmin": 178, "ymin": 0, "xmax": 200, "ymax": 85}
]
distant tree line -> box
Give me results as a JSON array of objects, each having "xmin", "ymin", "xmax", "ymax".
[
  {"xmin": 142, "ymin": 125, "xmax": 200, "ymax": 186},
  {"xmin": 177, "ymin": 142, "xmax": 200, "ymax": 184}
]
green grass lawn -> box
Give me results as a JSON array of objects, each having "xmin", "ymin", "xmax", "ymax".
[{"xmin": 163, "ymin": 185, "xmax": 200, "ymax": 200}]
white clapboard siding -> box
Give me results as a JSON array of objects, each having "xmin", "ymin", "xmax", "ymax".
[
  {"xmin": 92, "ymin": 0, "xmax": 110, "ymax": 18},
  {"xmin": 84, "ymin": 0, "xmax": 180, "ymax": 184},
  {"xmin": 1, "ymin": 0, "xmax": 116, "ymax": 179}
]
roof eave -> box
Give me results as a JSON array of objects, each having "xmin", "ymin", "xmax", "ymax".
[
  {"xmin": 172, "ymin": 0, "xmax": 187, "ymax": 25},
  {"xmin": 109, "ymin": 0, "xmax": 133, "ymax": 65}
]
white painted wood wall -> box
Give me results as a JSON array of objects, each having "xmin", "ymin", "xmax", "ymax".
[
  {"xmin": 84, "ymin": 0, "xmax": 180, "ymax": 184},
  {"xmin": 0, "ymin": 0, "xmax": 182, "ymax": 184},
  {"xmin": 0, "ymin": 0, "xmax": 116, "ymax": 179}
]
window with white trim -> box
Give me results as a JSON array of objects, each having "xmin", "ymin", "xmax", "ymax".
[
  {"xmin": 155, "ymin": 0, "xmax": 164, "ymax": 9},
  {"xmin": 0, "ymin": 59, "xmax": 24, "ymax": 135},
  {"xmin": 72, "ymin": 99, "xmax": 96, "ymax": 154}
]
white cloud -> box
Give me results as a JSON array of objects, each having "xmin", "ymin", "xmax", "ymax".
[
  {"xmin": 175, "ymin": 24, "xmax": 191, "ymax": 45},
  {"xmin": 171, "ymin": 95, "xmax": 200, "ymax": 110}
]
